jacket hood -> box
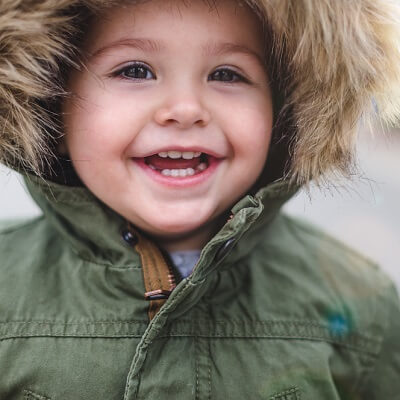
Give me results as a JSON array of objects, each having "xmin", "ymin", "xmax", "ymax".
[{"xmin": 0, "ymin": 0, "xmax": 400, "ymax": 185}]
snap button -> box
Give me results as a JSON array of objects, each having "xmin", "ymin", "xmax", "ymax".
[
  {"xmin": 214, "ymin": 238, "xmax": 236, "ymax": 262},
  {"xmin": 121, "ymin": 229, "xmax": 138, "ymax": 246},
  {"xmin": 144, "ymin": 289, "xmax": 172, "ymax": 301}
]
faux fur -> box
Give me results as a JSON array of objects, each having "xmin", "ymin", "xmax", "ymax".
[{"xmin": 0, "ymin": 0, "xmax": 399, "ymax": 184}]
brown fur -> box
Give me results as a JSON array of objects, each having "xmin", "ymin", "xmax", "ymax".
[{"xmin": 0, "ymin": 0, "xmax": 399, "ymax": 184}]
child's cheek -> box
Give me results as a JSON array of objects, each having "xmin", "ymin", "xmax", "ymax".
[
  {"xmin": 65, "ymin": 83, "xmax": 132, "ymax": 158},
  {"xmin": 229, "ymin": 104, "xmax": 272, "ymax": 156}
]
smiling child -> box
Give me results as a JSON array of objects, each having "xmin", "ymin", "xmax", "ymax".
[
  {"xmin": 0, "ymin": 0, "xmax": 400, "ymax": 399},
  {"xmin": 62, "ymin": 0, "xmax": 273, "ymax": 252}
]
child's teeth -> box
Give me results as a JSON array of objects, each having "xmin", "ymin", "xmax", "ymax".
[
  {"xmin": 157, "ymin": 151, "xmax": 202, "ymax": 159},
  {"xmin": 197, "ymin": 163, "xmax": 207, "ymax": 171},
  {"xmin": 160, "ymin": 168, "xmax": 196, "ymax": 177},
  {"xmin": 182, "ymin": 151, "xmax": 201, "ymax": 159},
  {"xmin": 168, "ymin": 151, "xmax": 181, "ymax": 159}
]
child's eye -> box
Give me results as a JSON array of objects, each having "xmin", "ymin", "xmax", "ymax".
[
  {"xmin": 112, "ymin": 62, "xmax": 155, "ymax": 80},
  {"xmin": 208, "ymin": 68, "xmax": 248, "ymax": 84}
]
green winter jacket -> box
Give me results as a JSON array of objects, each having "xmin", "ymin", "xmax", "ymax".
[
  {"xmin": 0, "ymin": 175, "xmax": 399, "ymax": 400},
  {"xmin": 1, "ymin": 0, "xmax": 400, "ymax": 399}
]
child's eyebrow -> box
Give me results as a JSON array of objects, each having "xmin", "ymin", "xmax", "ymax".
[
  {"xmin": 204, "ymin": 41, "xmax": 265, "ymax": 66},
  {"xmin": 90, "ymin": 38, "xmax": 164, "ymax": 59},
  {"xmin": 89, "ymin": 37, "xmax": 265, "ymax": 66}
]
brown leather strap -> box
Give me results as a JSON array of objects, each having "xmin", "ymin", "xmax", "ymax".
[{"xmin": 133, "ymin": 230, "xmax": 176, "ymax": 321}]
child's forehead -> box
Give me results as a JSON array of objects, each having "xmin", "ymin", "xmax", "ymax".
[{"xmin": 85, "ymin": 0, "xmax": 264, "ymax": 51}]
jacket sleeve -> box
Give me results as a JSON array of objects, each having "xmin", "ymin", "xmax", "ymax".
[{"xmin": 360, "ymin": 283, "xmax": 400, "ymax": 399}]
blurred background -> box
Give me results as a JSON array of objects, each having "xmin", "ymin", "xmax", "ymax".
[{"xmin": 1, "ymin": 126, "xmax": 399, "ymax": 290}]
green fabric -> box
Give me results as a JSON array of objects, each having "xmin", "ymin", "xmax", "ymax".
[{"xmin": 0, "ymin": 175, "xmax": 399, "ymax": 399}]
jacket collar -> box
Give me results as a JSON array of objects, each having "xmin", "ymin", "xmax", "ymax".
[{"xmin": 24, "ymin": 174, "xmax": 298, "ymax": 277}]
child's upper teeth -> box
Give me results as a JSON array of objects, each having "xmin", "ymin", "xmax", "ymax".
[
  {"xmin": 157, "ymin": 151, "xmax": 201, "ymax": 159},
  {"xmin": 168, "ymin": 151, "xmax": 182, "ymax": 159}
]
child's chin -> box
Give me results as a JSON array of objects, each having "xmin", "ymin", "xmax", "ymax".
[
  {"xmin": 145, "ymin": 218, "xmax": 214, "ymax": 243},
  {"xmin": 148, "ymin": 212, "xmax": 212, "ymax": 234},
  {"xmin": 152, "ymin": 222, "xmax": 205, "ymax": 237}
]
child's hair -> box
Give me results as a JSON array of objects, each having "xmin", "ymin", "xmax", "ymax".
[{"xmin": 1, "ymin": 0, "xmax": 399, "ymax": 185}]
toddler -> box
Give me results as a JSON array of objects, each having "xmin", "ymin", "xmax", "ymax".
[{"xmin": 0, "ymin": 0, "xmax": 400, "ymax": 399}]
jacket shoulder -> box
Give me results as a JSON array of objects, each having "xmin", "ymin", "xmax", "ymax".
[
  {"xmin": 0, "ymin": 216, "xmax": 61, "ymax": 313},
  {"xmin": 258, "ymin": 214, "xmax": 400, "ymax": 397},
  {"xmin": 0, "ymin": 215, "xmax": 61, "ymax": 268},
  {"xmin": 251, "ymin": 213, "xmax": 399, "ymax": 349},
  {"xmin": 0, "ymin": 216, "xmax": 43, "ymax": 233},
  {"xmin": 0, "ymin": 216, "xmax": 51, "ymax": 248},
  {"xmin": 268, "ymin": 212, "xmax": 391, "ymax": 289}
]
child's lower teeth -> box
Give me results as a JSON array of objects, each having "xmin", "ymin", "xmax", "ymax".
[
  {"xmin": 155, "ymin": 162, "xmax": 208, "ymax": 177},
  {"xmin": 161, "ymin": 168, "xmax": 195, "ymax": 177}
]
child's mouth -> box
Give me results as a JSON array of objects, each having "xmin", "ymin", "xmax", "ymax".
[
  {"xmin": 143, "ymin": 151, "xmax": 209, "ymax": 177},
  {"xmin": 132, "ymin": 150, "xmax": 222, "ymax": 187}
]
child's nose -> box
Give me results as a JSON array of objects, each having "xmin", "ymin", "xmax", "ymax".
[{"xmin": 154, "ymin": 92, "xmax": 211, "ymax": 129}]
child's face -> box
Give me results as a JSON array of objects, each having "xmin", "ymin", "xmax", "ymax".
[{"xmin": 63, "ymin": 0, "xmax": 273, "ymax": 251}]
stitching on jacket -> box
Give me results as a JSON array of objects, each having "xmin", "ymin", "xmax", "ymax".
[
  {"xmin": 269, "ymin": 386, "xmax": 301, "ymax": 400},
  {"xmin": 23, "ymin": 389, "xmax": 51, "ymax": 400},
  {"xmin": 124, "ymin": 281, "xmax": 196, "ymax": 399},
  {"xmin": 161, "ymin": 333, "xmax": 378, "ymax": 356},
  {"xmin": 82, "ymin": 257, "xmax": 142, "ymax": 269},
  {"xmin": 71, "ymin": 253, "xmax": 142, "ymax": 269},
  {"xmin": 0, "ymin": 318, "xmax": 380, "ymax": 355},
  {"xmin": 207, "ymin": 338, "xmax": 212, "ymax": 400},
  {"xmin": 168, "ymin": 318, "xmax": 379, "ymax": 343},
  {"xmin": 356, "ymin": 354, "xmax": 381, "ymax": 396},
  {"xmin": 0, "ymin": 334, "xmax": 143, "ymax": 341},
  {"xmin": 206, "ymin": 304, "xmax": 212, "ymax": 400},
  {"xmin": 0, "ymin": 317, "xmax": 380, "ymax": 340},
  {"xmin": 356, "ymin": 283, "xmax": 397, "ymax": 396},
  {"xmin": 195, "ymin": 336, "xmax": 199, "ymax": 400},
  {"xmin": 193, "ymin": 334, "xmax": 212, "ymax": 400},
  {"xmin": 0, "ymin": 320, "xmax": 147, "ymax": 324},
  {"xmin": 0, "ymin": 320, "xmax": 149, "ymax": 341},
  {"xmin": 0, "ymin": 330, "xmax": 379, "ymax": 357},
  {"xmin": 141, "ymin": 281, "xmax": 196, "ymax": 348}
]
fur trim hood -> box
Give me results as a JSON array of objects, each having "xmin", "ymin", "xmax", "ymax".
[{"xmin": 1, "ymin": 0, "xmax": 400, "ymax": 184}]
